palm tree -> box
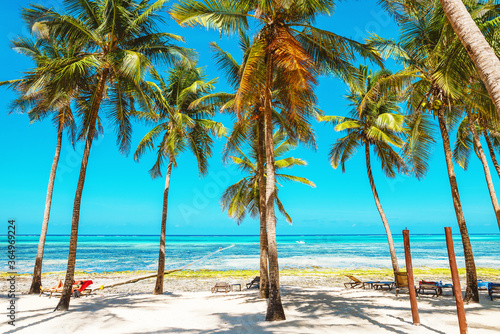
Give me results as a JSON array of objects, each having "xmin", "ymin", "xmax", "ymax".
[
  {"xmin": 210, "ymin": 36, "xmax": 275, "ymax": 299},
  {"xmin": 484, "ymin": 128, "xmax": 500, "ymax": 180},
  {"xmin": 172, "ymin": 0, "xmax": 379, "ymax": 320},
  {"xmin": 465, "ymin": 110, "xmax": 500, "ymax": 230},
  {"xmin": 453, "ymin": 86, "xmax": 500, "ymax": 230},
  {"xmin": 209, "ymin": 35, "xmax": 317, "ymax": 299},
  {"xmin": 24, "ymin": 0, "xmax": 191, "ymax": 311},
  {"xmin": 465, "ymin": 82, "xmax": 500, "ymax": 182},
  {"xmin": 0, "ymin": 31, "xmax": 77, "ymax": 294},
  {"xmin": 320, "ymin": 66, "xmax": 407, "ymax": 277},
  {"xmin": 371, "ymin": 0, "xmax": 500, "ymax": 302},
  {"xmin": 134, "ymin": 61, "xmax": 225, "ymax": 295},
  {"xmin": 438, "ymin": 0, "xmax": 500, "ymax": 118},
  {"xmin": 221, "ymin": 130, "xmax": 315, "ymax": 224}
]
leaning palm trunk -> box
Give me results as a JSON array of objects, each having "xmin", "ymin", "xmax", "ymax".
[
  {"xmin": 29, "ymin": 123, "xmax": 63, "ymax": 294},
  {"xmin": 440, "ymin": 0, "xmax": 500, "ymax": 119},
  {"xmin": 257, "ymin": 119, "xmax": 269, "ymax": 299},
  {"xmin": 466, "ymin": 111, "xmax": 500, "ymax": 230},
  {"xmin": 263, "ymin": 55, "xmax": 286, "ymax": 321},
  {"xmin": 483, "ymin": 129, "xmax": 500, "ymax": 180},
  {"xmin": 364, "ymin": 143, "xmax": 400, "ymax": 277},
  {"xmin": 437, "ymin": 108, "xmax": 479, "ymax": 303},
  {"xmin": 55, "ymin": 69, "xmax": 109, "ymax": 311},
  {"xmin": 154, "ymin": 157, "xmax": 174, "ymax": 295}
]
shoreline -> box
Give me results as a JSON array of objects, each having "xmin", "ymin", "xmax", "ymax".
[
  {"xmin": 2, "ymin": 268, "xmax": 499, "ymax": 295},
  {"xmin": 2, "ymin": 267, "xmax": 500, "ymax": 277}
]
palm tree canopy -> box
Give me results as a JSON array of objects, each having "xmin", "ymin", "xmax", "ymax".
[
  {"xmin": 21, "ymin": 0, "xmax": 195, "ymax": 154},
  {"xmin": 320, "ymin": 65, "xmax": 408, "ymax": 178},
  {"xmin": 204, "ymin": 32, "xmax": 319, "ymax": 161},
  {"xmin": 372, "ymin": 0, "xmax": 500, "ymax": 177},
  {"xmin": 221, "ymin": 130, "xmax": 315, "ymax": 224},
  {"xmin": 171, "ymin": 0, "xmax": 382, "ymax": 141},
  {"xmin": 134, "ymin": 61, "xmax": 226, "ymax": 178}
]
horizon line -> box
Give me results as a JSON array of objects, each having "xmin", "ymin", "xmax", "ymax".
[{"xmin": 3, "ymin": 233, "xmax": 499, "ymax": 237}]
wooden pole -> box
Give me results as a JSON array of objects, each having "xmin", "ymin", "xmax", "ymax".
[
  {"xmin": 403, "ymin": 229, "xmax": 420, "ymax": 325},
  {"xmin": 445, "ymin": 227, "xmax": 468, "ymax": 334}
]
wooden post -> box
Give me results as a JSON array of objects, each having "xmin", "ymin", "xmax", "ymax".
[
  {"xmin": 403, "ymin": 229, "xmax": 420, "ymax": 326},
  {"xmin": 445, "ymin": 227, "xmax": 468, "ymax": 334}
]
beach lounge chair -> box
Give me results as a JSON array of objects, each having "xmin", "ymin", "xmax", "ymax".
[
  {"xmin": 72, "ymin": 280, "xmax": 93, "ymax": 297},
  {"xmin": 488, "ymin": 283, "xmax": 500, "ymax": 301},
  {"xmin": 395, "ymin": 272, "xmax": 417, "ymax": 296},
  {"xmin": 437, "ymin": 281, "xmax": 454, "ymax": 296},
  {"xmin": 417, "ymin": 280, "xmax": 442, "ymax": 297},
  {"xmin": 40, "ymin": 279, "xmax": 93, "ymax": 298},
  {"xmin": 478, "ymin": 279, "xmax": 491, "ymax": 291},
  {"xmin": 246, "ymin": 276, "xmax": 260, "ymax": 289},
  {"xmin": 372, "ymin": 281, "xmax": 395, "ymax": 290},
  {"xmin": 344, "ymin": 275, "xmax": 380, "ymax": 289},
  {"xmin": 344, "ymin": 275, "xmax": 364, "ymax": 289},
  {"xmin": 211, "ymin": 282, "xmax": 230, "ymax": 293},
  {"xmin": 39, "ymin": 279, "xmax": 63, "ymax": 297}
]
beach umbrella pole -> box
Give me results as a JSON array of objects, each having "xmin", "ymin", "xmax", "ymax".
[
  {"xmin": 403, "ymin": 229, "xmax": 420, "ymax": 325},
  {"xmin": 445, "ymin": 227, "xmax": 468, "ymax": 334}
]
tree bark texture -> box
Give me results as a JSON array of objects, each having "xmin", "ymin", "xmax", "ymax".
[
  {"xmin": 483, "ymin": 129, "xmax": 500, "ymax": 180},
  {"xmin": 257, "ymin": 119, "xmax": 270, "ymax": 299},
  {"xmin": 466, "ymin": 111, "xmax": 500, "ymax": 231},
  {"xmin": 264, "ymin": 54, "xmax": 286, "ymax": 321},
  {"xmin": 29, "ymin": 123, "xmax": 63, "ymax": 294},
  {"xmin": 154, "ymin": 157, "xmax": 174, "ymax": 295},
  {"xmin": 55, "ymin": 68, "xmax": 109, "ymax": 311},
  {"xmin": 364, "ymin": 142, "xmax": 400, "ymax": 277},
  {"xmin": 437, "ymin": 108, "xmax": 479, "ymax": 303},
  {"xmin": 440, "ymin": 0, "xmax": 500, "ymax": 119}
]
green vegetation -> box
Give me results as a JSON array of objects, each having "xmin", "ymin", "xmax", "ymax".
[{"xmin": 3, "ymin": 267, "xmax": 498, "ymax": 280}]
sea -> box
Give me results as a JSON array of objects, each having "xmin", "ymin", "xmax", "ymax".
[{"xmin": 3, "ymin": 234, "xmax": 500, "ymax": 274}]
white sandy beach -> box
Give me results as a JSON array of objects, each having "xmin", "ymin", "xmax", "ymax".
[{"xmin": 2, "ymin": 275, "xmax": 499, "ymax": 333}]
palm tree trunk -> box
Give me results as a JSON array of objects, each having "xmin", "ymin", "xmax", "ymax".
[
  {"xmin": 29, "ymin": 122, "xmax": 63, "ymax": 294},
  {"xmin": 466, "ymin": 112, "xmax": 500, "ymax": 230},
  {"xmin": 55, "ymin": 68, "xmax": 109, "ymax": 311},
  {"xmin": 483, "ymin": 129, "xmax": 500, "ymax": 180},
  {"xmin": 257, "ymin": 118, "xmax": 269, "ymax": 299},
  {"xmin": 364, "ymin": 142, "xmax": 400, "ymax": 277},
  {"xmin": 437, "ymin": 108, "xmax": 479, "ymax": 303},
  {"xmin": 154, "ymin": 156, "xmax": 174, "ymax": 295},
  {"xmin": 263, "ymin": 54, "xmax": 286, "ymax": 321},
  {"xmin": 440, "ymin": 0, "xmax": 500, "ymax": 119}
]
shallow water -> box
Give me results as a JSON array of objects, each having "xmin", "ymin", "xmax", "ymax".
[{"xmin": 3, "ymin": 234, "xmax": 499, "ymax": 273}]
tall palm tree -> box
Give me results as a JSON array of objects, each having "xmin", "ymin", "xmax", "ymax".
[
  {"xmin": 465, "ymin": 110, "xmax": 500, "ymax": 230},
  {"xmin": 172, "ymin": 0, "xmax": 379, "ymax": 320},
  {"xmin": 453, "ymin": 87, "xmax": 500, "ymax": 230},
  {"xmin": 371, "ymin": 0, "xmax": 500, "ymax": 302},
  {"xmin": 221, "ymin": 130, "xmax": 315, "ymax": 224},
  {"xmin": 135, "ymin": 62, "xmax": 225, "ymax": 295},
  {"xmin": 209, "ymin": 35, "xmax": 317, "ymax": 299},
  {"xmin": 438, "ymin": 0, "xmax": 500, "ymax": 118},
  {"xmin": 320, "ymin": 66, "xmax": 407, "ymax": 277},
  {"xmin": 466, "ymin": 82, "xmax": 500, "ymax": 181},
  {"xmin": 484, "ymin": 128, "xmax": 500, "ymax": 179},
  {"xmin": 24, "ymin": 0, "xmax": 191, "ymax": 311},
  {"xmin": 0, "ymin": 31, "xmax": 77, "ymax": 294},
  {"xmin": 209, "ymin": 36, "xmax": 272, "ymax": 299}
]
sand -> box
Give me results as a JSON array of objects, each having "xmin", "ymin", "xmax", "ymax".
[{"xmin": 2, "ymin": 275, "xmax": 499, "ymax": 333}]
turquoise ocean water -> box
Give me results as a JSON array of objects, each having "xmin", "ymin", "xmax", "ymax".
[{"xmin": 2, "ymin": 234, "xmax": 499, "ymax": 274}]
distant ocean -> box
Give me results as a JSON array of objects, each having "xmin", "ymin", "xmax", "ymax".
[{"xmin": 3, "ymin": 234, "xmax": 500, "ymax": 274}]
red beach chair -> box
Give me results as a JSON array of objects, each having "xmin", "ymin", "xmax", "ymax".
[{"xmin": 72, "ymin": 280, "xmax": 93, "ymax": 297}]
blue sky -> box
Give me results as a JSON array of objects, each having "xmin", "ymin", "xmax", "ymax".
[{"xmin": 0, "ymin": 0, "xmax": 498, "ymax": 236}]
